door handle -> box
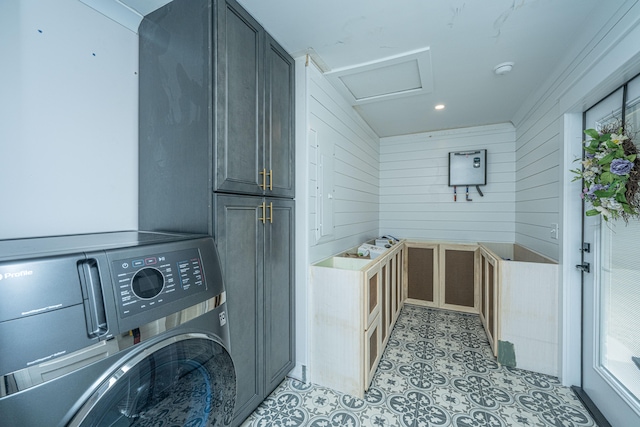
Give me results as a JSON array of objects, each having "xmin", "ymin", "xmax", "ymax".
[{"xmin": 576, "ymin": 262, "xmax": 590, "ymax": 273}]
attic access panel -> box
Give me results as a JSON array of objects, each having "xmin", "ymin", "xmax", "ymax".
[
  {"xmin": 448, "ymin": 150, "xmax": 487, "ymax": 186},
  {"xmin": 324, "ymin": 47, "xmax": 433, "ymax": 105}
]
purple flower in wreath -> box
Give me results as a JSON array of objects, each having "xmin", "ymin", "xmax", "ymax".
[
  {"xmin": 584, "ymin": 184, "xmax": 609, "ymax": 200},
  {"xmin": 610, "ymin": 158, "xmax": 634, "ymax": 175}
]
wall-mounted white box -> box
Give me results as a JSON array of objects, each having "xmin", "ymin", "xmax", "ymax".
[{"xmin": 449, "ymin": 149, "xmax": 487, "ymax": 186}]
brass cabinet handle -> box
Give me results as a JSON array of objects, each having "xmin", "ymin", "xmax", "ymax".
[
  {"xmin": 259, "ymin": 169, "xmax": 267, "ymax": 190},
  {"xmin": 267, "ymin": 202, "xmax": 273, "ymax": 223},
  {"xmin": 259, "ymin": 202, "xmax": 266, "ymax": 224},
  {"xmin": 259, "ymin": 169, "xmax": 273, "ymax": 191}
]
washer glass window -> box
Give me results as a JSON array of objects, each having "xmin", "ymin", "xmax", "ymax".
[{"xmin": 70, "ymin": 334, "xmax": 235, "ymax": 427}]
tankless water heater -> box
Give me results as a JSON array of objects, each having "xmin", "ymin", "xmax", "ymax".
[{"xmin": 448, "ymin": 149, "xmax": 487, "ymax": 186}]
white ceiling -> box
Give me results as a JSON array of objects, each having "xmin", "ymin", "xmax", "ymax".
[
  {"xmin": 235, "ymin": 0, "xmax": 605, "ymax": 137},
  {"xmin": 90, "ymin": 0, "xmax": 609, "ymax": 138}
]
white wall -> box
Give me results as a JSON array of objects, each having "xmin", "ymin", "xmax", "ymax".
[
  {"xmin": 291, "ymin": 58, "xmax": 380, "ymax": 381},
  {"xmin": 0, "ymin": 0, "xmax": 139, "ymax": 240},
  {"xmin": 380, "ymin": 124, "xmax": 516, "ymax": 243},
  {"xmin": 513, "ymin": 0, "xmax": 640, "ymax": 262},
  {"xmin": 306, "ymin": 62, "xmax": 381, "ymax": 263},
  {"xmin": 511, "ymin": 0, "xmax": 640, "ymax": 386},
  {"xmin": 514, "ymin": 106, "xmax": 562, "ymax": 260}
]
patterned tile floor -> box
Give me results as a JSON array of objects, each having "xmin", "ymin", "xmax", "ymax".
[{"xmin": 241, "ymin": 304, "xmax": 596, "ymax": 427}]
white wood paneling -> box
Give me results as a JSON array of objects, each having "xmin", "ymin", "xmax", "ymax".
[
  {"xmin": 380, "ymin": 124, "xmax": 516, "ymax": 243},
  {"xmin": 512, "ymin": 1, "xmax": 640, "ymax": 263},
  {"xmin": 306, "ymin": 62, "xmax": 380, "ymax": 263},
  {"xmin": 510, "ymin": 0, "xmax": 640, "ymax": 386}
]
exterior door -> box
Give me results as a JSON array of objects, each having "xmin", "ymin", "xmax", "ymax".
[{"xmin": 580, "ymin": 76, "xmax": 640, "ymax": 426}]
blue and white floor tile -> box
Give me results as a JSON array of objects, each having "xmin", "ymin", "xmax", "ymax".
[{"xmin": 241, "ymin": 304, "xmax": 596, "ymax": 427}]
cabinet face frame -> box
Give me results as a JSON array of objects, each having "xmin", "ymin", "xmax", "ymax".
[
  {"xmin": 404, "ymin": 242, "xmax": 439, "ymax": 308},
  {"xmin": 364, "ymin": 314, "xmax": 382, "ymax": 390},
  {"xmin": 380, "ymin": 260, "xmax": 388, "ymax": 345},
  {"xmin": 364, "ymin": 265, "xmax": 381, "ymax": 330},
  {"xmin": 439, "ymin": 244, "xmax": 479, "ymax": 314},
  {"xmin": 389, "ymin": 254, "xmax": 397, "ymax": 330},
  {"xmin": 379, "ymin": 253, "xmax": 395, "ymax": 348},
  {"xmin": 479, "ymin": 247, "xmax": 499, "ymax": 356},
  {"xmin": 395, "ymin": 248, "xmax": 404, "ymax": 320}
]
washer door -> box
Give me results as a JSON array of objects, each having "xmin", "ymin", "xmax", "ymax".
[{"xmin": 68, "ymin": 333, "xmax": 235, "ymax": 427}]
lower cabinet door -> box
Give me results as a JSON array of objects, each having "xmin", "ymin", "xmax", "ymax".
[
  {"xmin": 440, "ymin": 244, "xmax": 479, "ymax": 313},
  {"xmin": 264, "ymin": 198, "xmax": 295, "ymax": 393},
  {"xmin": 405, "ymin": 243, "xmax": 438, "ymax": 306},
  {"xmin": 215, "ymin": 194, "xmax": 264, "ymax": 423},
  {"xmin": 215, "ymin": 194, "xmax": 295, "ymax": 425}
]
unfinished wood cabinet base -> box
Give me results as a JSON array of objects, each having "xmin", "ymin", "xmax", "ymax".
[
  {"xmin": 309, "ymin": 242, "xmax": 404, "ymax": 398},
  {"xmin": 479, "ymin": 242, "xmax": 559, "ymax": 377}
]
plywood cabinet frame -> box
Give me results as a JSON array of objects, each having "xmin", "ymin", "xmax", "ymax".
[{"xmin": 309, "ymin": 242, "xmax": 404, "ymax": 398}]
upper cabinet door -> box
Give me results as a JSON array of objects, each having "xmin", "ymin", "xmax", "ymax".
[
  {"xmin": 215, "ymin": 0, "xmax": 264, "ymax": 196},
  {"xmin": 265, "ymin": 36, "xmax": 295, "ymax": 198}
]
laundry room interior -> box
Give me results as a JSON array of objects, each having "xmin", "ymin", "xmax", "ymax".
[{"xmin": 2, "ymin": 0, "xmax": 640, "ymax": 426}]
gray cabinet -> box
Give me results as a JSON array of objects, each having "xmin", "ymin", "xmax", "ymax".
[
  {"xmin": 215, "ymin": 0, "xmax": 294, "ymax": 198},
  {"xmin": 138, "ymin": 0, "xmax": 295, "ymax": 425},
  {"xmin": 138, "ymin": 0, "xmax": 212, "ymax": 234},
  {"xmin": 215, "ymin": 194, "xmax": 295, "ymax": 423}
]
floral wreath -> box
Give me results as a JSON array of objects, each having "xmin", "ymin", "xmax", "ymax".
[{"xmin": 572, "ymin": 119, "xmax": 640, "ymax": 222}]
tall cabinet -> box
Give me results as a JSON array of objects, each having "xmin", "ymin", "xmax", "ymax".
[
  {"xmin": 138, "ymin": 0, "xmax": 295, "ymax": 425},
  {"xmin": 215, "ymin": 0, "xmax": 294, "ymax": 198}
]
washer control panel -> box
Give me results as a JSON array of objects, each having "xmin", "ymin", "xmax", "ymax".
[{"xmin": 112, "ymin": 248, "xmax": 205, "ymax": 318}]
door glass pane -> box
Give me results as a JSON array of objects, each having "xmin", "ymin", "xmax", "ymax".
[
  {"xmin": 584, "ymin": 88, "xmax": 623, "ymax": 129},
  {"xmin": 600, "ymin": 219, "xmax": 640, "ymax": 403},
  {"xmin": 595, "ymin": 74, "xmax": 640, "ymax": 408},
  {"xmin": 627, "ymin": 75, "xmax": 640, "ymax": 139}
]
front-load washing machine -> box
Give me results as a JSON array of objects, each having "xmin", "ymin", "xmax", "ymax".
[{"xmin": 0, "ymin": 231, "xmax": 236, "ymax": 426}]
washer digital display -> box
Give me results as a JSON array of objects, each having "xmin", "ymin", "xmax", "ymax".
[{"xmin": 112, "ymin": 248, "xmax": 205, "ymax": 318}]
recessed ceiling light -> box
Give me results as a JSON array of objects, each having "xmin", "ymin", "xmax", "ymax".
[
  {"xmin": 494, "ymin": 62, "xmax": 514, "ymax": 75},
  {"xmin": 435, "ymin": 104, "xmax": 445, "ymax": 110}
]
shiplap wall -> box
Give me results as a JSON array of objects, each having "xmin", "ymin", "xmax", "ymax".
[
  {"xmin": 514, "ymin": 106, "xmax": 561, "ymax": 260},
  {"xmin": 512, "ymin": 0, "xmax": 640, "ymax": 261},
  {"xmin": 379, "ymin": 124, "xmax": 516, "ymax": 242},
  {"xmin": 306, "ymin": 63, "xmax": 380, "ymax": 263},
  {"xmin": 511, "ymin": 0, "xmax": 640, "ymax": 388}
]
